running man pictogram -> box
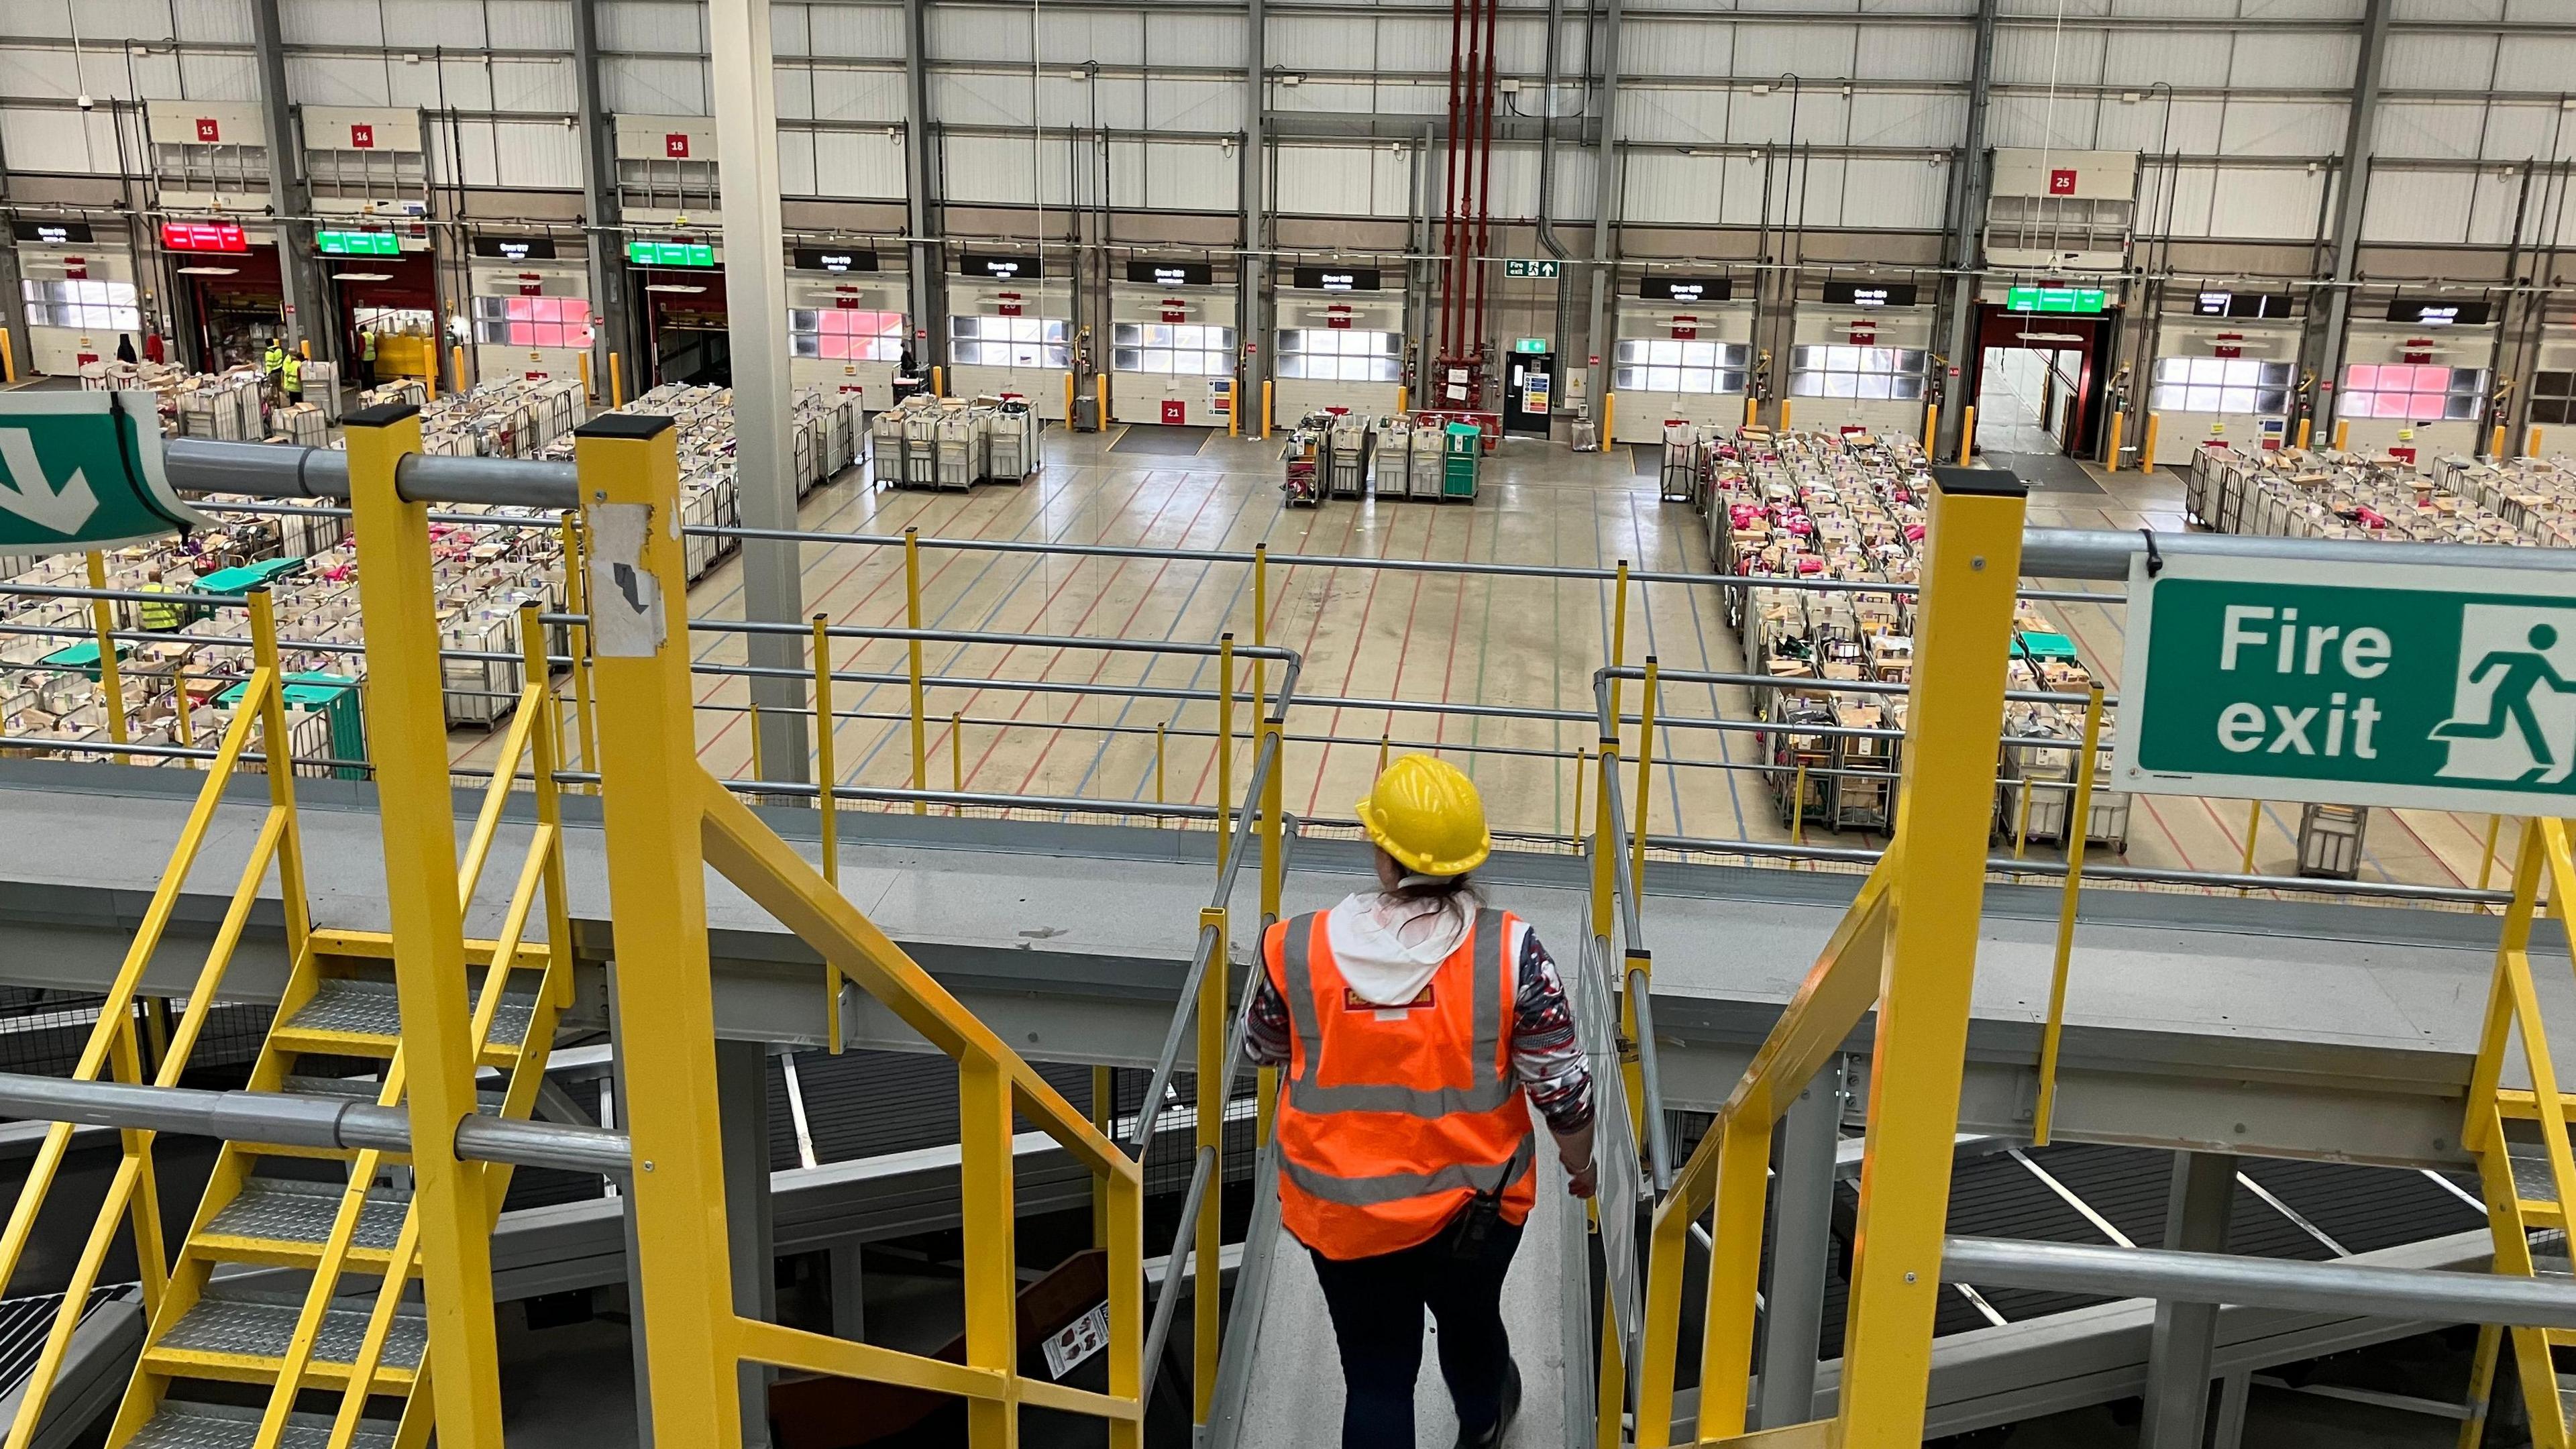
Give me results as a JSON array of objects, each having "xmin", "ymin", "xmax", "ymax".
[{"xmin": 2433, "ymin": 623, "xmax": 2576, "ymax": 778}]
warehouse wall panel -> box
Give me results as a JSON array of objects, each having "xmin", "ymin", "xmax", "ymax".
[
  {"xmin": 1277, "ymin": 142, "xmax": 1413, "ymax": 217},
  {"xmin": 802, "ymin": 126, "xmax": 908, "ymax": 198},
  {"xmin": 1620, "ymin": 150, "xmax": 1762, "ymax": 227},
  {"xmin": 0, "ymin": 108, "xmax": 124, "ymax": 175},
  {"xmin": 1985, "ymin": 95, "xmax": 2104, "ymax": 153},
  {"xmin": 1144, "ymin": 78, "xmax": 1242, "ymax": 136},
  {"xmin": 173, "ymin": 0, "xmax": 258, "ymax": 44},
  {"xmin": 490, "ymin": 119, "xmax": 584, "ymax": 187},
  {"xmin": 176, "ymin": 50, "xmax": 264, "ymax": 103},
  {"xmin": 2215, "ymin": 99, "xmax": 2348, "ymax": 158},
  {"xmin": 2099, "ymin": 31, "xmax": 2228, "ymax": 90},
  {"xmin": 1620, "ymin": 89, "xmax": 1729, "ymax": 147},
  {"xmin": 1854, "ymin": 24, "xmax": 1976, "ymax": 83},
  {"xmin": 775, "ymin": 68, "xmax": 816, "ymax": 122},
  {"xmin": 1847, "ymin": 91, "xmax": 1968, "ymax": 150},
  {"xmin": 927, "ymin": 8, "xmax": 1032, "ymax": 65},
  {"xmin": 489, "ymin": 0, "xmax": 576, "ymax": 50},
  {"xmin": 1839, "ymin": 154, "xmax": 1950, "ymax": 230},
  {"xmin": 281, "ymin": 0, "xmax": 386, "ymax": 48},
  {"xmin": 2361, "ymin": 166, "xmax": 2476, "ymax": 244},
  {"xmin": 805, "ymin": 6, "xmax": 906, "ymax": 60},
  {"xmin": 604, "ymin": 56, "xmax": 708, "ymax": 115},
  {"xmin": 1989, "ymin": 24, "xmax": 2106, "ymax": 88},
  {"xmin": 284, "ymin": 56, "xmax": 387, "ymax": 107},
  {"xmin": 0, "ymin": 49, "xmax": 83, "ymax": 103},
  {"xmin": 600, "ymin": 0, "xmax": 708, "ymax": 53},
  {"xmin": 809, "ymin": 68, "xmax": 906, "ymax": 123},
  {"xmin": 2229, "ymin": 29, "xmax": 2359, "ymax": 91},
  {"xmin": 2199, "ymin": 164, "xmax": 2328, "ymax": 241},
  {"xmin": 1147, "ymin": 13, "xmax": 1246, "ymax": 70},
  {"xmin": 1730, "ymin": 23, "xmax": 1869, "ymax": 81},
  {"xmin": 2493, "ymin": 36, "xmax": 2576, "ymax": 95},
  {"xmin": 428, "ymin": 117, "xmax": 500, "ymax": 188},
  {"xmin": 945, "ymin": 131, "xmax": 1069, "ymax": 207},
  {"xmin": 7, "ymin": 0, "xmax": 163, "ymax": 40},
  {"xmin": 1139, "ymin": 139, "xmax": 1239, "ymax": 212},
  {"xmin": 2376, "ymin": 100, "xmax": 2496, "ymax": 161},
  {"xmin": 1619, "ymin": 20, "xmax": 1735, "ymax": 81},
  {"xmin": 2383, "ymin": 32, "xmax": 2496, "ymax": 91}
]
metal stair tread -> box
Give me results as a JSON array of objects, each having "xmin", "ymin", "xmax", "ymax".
[
  {"xmin": 279, "ymin": 978, "xmax": 535, "ymax": 1050},
  {"xmin": 2509, "ymin": 1142, "xmax": 2563, "ymax": 1204},
  {"xmin": 200, "ymin": 1178, "xmax": 411, "ymax": 1255},
  {"xmin": 129, "ymin": 1403, "xmax": 396, "ymax": 1449},
  {"xmin": 150, "ymin": 1285, "xmax": 427, "ymax": 1375}
]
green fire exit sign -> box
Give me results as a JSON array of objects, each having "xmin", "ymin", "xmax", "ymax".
[
  {"xmin": 2117, "ymin": 551, "xmax": 2576, "ymax": 813},
  {"xmin": 1505, "ymin": 260, "xmax": 1560, "ymax": 279},
  {"xmin": 2005, "ymin": 285, "xmax": 2108, "ymax": 314}
]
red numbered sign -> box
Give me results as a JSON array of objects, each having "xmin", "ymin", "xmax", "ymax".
[
  {"xmin": 350, "ymin": 123, "xmax": 375, "ymax": 149},
  {"xmin": 2049, "ymin": 168, "xmax": 2078, "ymax": 195},
  {"xmin": 195, "ymin": 117, "xmax": 222, "ymax": 142},
  {"xmin": 665, "ymin": 133, "xmax": 690, "ymax": 158}
]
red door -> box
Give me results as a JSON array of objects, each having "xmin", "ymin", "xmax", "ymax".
[{"xmin": 1161, "ymin": 399, "xmax": 1187, "ymax": 425}]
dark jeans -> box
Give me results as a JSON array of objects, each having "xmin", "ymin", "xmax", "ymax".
[{"xmin": 1308, "ymin": 1217, "xmax": 1523, "ymax": 1449}]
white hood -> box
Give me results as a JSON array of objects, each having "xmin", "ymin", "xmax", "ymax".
[{"xmin": 1326, "ymin": 892, "xmax": 1474, "ymax": 1006}]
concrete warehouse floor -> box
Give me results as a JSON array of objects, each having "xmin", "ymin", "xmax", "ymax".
[{"xmin": 443, "ymin": 416, "xmax": 2508, "ymax": 894}]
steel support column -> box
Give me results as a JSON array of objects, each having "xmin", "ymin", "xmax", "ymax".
[
  {"xmin": 708, "ymin": 0, "xmax": 810, "ymax": 781},
  {"xmin": 1937, "ymin": 0, "xmax": 2000, "ymax": 463},
  {"xmin": 0, "ymin": 121, "xmax": 30, "ymax": 382},
  {"xmin": 1756, "ymin": 1055, "xmax": 1843, "ymax": 1430},
  {"xmin": 1580, "ymin": 0, "xmax": 1624, "ymax": 423},
  {"xmin": 903, "ymin": 0, "xmax": 941, "ymax": 366},
  {"xmin": 2307, "ymin": 0, "xmax": 2394, "ymax": 435},
  {"xmin": 829, "ymin": 1244, "xmax": 866, "ymax": 1340},
  {"xmin": 2139, "ymin": 1150, "xmax": 2237, "ymax": 1449},
  {"xmin": 2210, "ymin": 1371, "xmax": 2251, "ymax": 1449},
  {"xmin": 719, "ymin": 1038, "xmax": 778, "ymax": 1447},
  {"xmin": 608, "ymin": 978, "xmax": 656, "ymax": 1449},
  {"xmin": 573, "ymin": 0, "xmax": 640, "ymax": 390},
  {"xmin": 1239, "ymin": 0, "xmax": 1268, "ymax": 419},
  {"xmin": 249, "ymin": 0, "xmax": 319, "ymax": 356}
]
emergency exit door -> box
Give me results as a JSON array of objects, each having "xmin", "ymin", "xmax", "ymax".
[{"xmin": 1505, "ymin": 354, "xmax": 1555, "ymax": 436}]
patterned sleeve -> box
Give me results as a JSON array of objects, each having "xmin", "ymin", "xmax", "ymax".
[
  {"xmin": 1245, "ymin": 965, "xmax": 1294, "ymax": 1068},
  {"xmin": 1511, "ymin": 928, "xmax": 1595, "ymax": 1134}
]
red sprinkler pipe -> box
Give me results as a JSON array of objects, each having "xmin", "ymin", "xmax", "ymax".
[
  {"xmin": 1451, "ymin": 0, "xmax": 1485, "ymax": 364},
  {"xmin": 1468, "ymin": 0, "xmax": 1499, "ymax": 386},
  {"xmin": 1440, "ymin": 0, "xmax": 1468, "ymax": 360}
]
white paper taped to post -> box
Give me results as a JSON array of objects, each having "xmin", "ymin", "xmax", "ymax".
[{"xmin": 585, "ymin": 502, "xmax": 667, "ymax": 657}]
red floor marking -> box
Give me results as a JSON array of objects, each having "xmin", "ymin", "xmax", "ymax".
[
  {"xmin": 993, "ymin": 477, "xmax": 1234, "ymax": 796},
  {"xmin": 697, "ymin": 467, "xmax": 1144, "ymax": 763},
  {"xmin": 938, "ymin": 472, "xmax": 1212, "ymax": 790},
  {"xmin": 1291, "ymin": 505, "xmax": 1424, "ymax": 817},
  {"xmin": 1226, "ymin": 497, "xmax": 1371, "ymax": 810},
  {"xmin": 1430, "ymin": 508, "xmax": 1476, "ymax": 751}
]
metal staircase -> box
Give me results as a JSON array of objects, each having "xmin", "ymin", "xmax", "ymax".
[
  {"xmin": 0, "ymin": 597, "xmax": 574, "ymax": 1449},
  {"xmin": 2465, "ymin": 816, "xmax": 2576, "ymax": 1449}
]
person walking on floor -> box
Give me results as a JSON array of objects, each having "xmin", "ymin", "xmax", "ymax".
[
  {"xmin": 358, "ymin": 328, "xmax": 377, "ymax": 388},
  {"xmin": 280, "ymin": 351, "xmax": 304, "ymax": 408},
  {"xmin": 1246, "ymin": 753, "xmax": 1597, "ymax": 1449},
  {"xmin": 114, "ymin": 333, "xmax": 138, "ymax": 366}
]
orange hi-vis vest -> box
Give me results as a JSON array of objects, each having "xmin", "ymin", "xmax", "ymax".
[{"xmin": 1264, "ymin": 906, "xmax": 1537, "ymax": 1261}]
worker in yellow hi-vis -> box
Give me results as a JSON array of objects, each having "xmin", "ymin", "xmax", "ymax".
[{"xmin": 1245, "ymin": 755, "xmax": 1597, "ymax": 1449}]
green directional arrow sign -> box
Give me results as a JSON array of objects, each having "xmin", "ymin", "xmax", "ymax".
[
  {"xmin": 0, "ymin": 392, "xmax": 212, "ymax": 553},
  {"xmin": 2116, "ymin": 549, "xmax": 2576, "ymax": 814}
]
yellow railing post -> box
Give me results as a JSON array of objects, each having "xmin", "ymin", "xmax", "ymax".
[
  {"xmin": 1573, "ymin": 745, "xmax": 1588, "ymax": 843},
  {"xmin": 2237, "ymin": 797, "xmax": 2263, "ymax": 894},
  {"xmin": 1378, "ymin": 732, "xmax": 1390, "ymax": 775},
  {"xmin": 343, "ymin": 399, "xmax": 508, "ymax": 1448},
  {"xmin": 1216, "ymin": 634, "xmax": 1235, "ymax": 871},
  {"xmin": 1092, "ymin": 1065, "xmax": 1115, "ymax": 1249},
  {"xmin": 952, "ymin": 710, "xmax": 964, "ymax": 802},
  {"xmin": 1156, "ymin": 722, "xmax": 1168, "ymax": 804},
  {"xmin": 1254, "ymin": 546, "xmax": 1285, "ymax": 1145},
  {"xmin": 1631, "ymin": 655, "xmax": 1658, "ymax": 895},
  {"xmin": 1791, "ymin": 759, "xmax": 1809, "ymax": 847},
  {"xmin": 815, "ymin": 614, "xmax": 845, "ymax": 1054},
  {"xmin": 1836, "ymin": 468, "xmax": 2028, "ymax": 1446},
  {"xmin": 246, "ymin": 588, "xmax": 314, "ymax": 963},
  {"xmin": 749, "ymin": 703, "xmax": 767, "ymax": 780},
  {"xmin": 2480, "ymin": 814, "xmax": 2505, "ymax": 895},
  {"xmin": 574, "ymin": 411, "xmax": 746, "ymax": 1445},
  {"xmin": 906, "ymin": 525, "xmax": 927, "ymax": 815},
  {"xmin": 562, "ymin": 515, "xmax": 601, "ymax": 786},
  {"xmin": 519, "ymin": 601, "xmax": 575, "ymax": 1012},
  {"xmin": 84, "ymin": 552, "xmax": 130, "ymax": 763},
  {"xmin": 2030, "ymin": 682, "xmax": 2104, "ymax": 1147},
  {"xmin": 1193, "ymin": 904, "xmax": 1226, "ymax": 1430},
  {"xmin": 2105, "ymin": 411, "xmax": 2124, "ymax": 472},
  {"xmin": 2013, "ymin": 775, "xmax": 2034, "ymax": 859},
  {"xmin": 959, "ymin": 1052, "xmax": 1020, "ymax": 1448}
]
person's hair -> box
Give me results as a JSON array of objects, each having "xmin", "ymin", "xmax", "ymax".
[{"xmin": 1385, "ymin": 869, "xmax": 1482, "ymax": 926}]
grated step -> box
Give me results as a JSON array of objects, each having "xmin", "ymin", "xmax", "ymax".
[
  {"xmin": 129, "ymin": 1403, "xmax": 396, "ymax": 1449},
  {"xmin": 201, "ymin": 1177, "xmax": 411, "ymax": 1255},
  {"xmin": 2510, "ymin": 1141, "xmax": 2562, "ymax": 1203},
  {"xmin": 154, "ymin": 1285, "xmax": 427, "ymax": 1373},
  {"xmin": 281, "ymin": 978, "xmax": 535, "ymax": 1049}
]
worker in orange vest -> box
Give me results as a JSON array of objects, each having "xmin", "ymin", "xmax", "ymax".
[{"xmin": 1248, "ymin": 754, "xmax": 1597, "ymax": 1449}]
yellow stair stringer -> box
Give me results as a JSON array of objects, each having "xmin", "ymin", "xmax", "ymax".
[
  {"xmin": 2461, "ymin": 818, "xmax": 2576, "ymax": 1449},
  {"xmin": 103, "ymin": 661, "xmax": 577, "ymax": 1449}
]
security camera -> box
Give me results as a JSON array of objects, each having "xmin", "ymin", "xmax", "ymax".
[{"xmin": 76, "ymin": 94, "xmax": 95, "ymax": 112}]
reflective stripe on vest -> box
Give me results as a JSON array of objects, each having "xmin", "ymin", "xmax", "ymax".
[
  {"xmin": 1278, "ymin": 906, "xmax": 1513, "ymax": 1120},
  {"xmin": 1279, "ymin": 1151, "xmax": 1521, "ymax": 1208}
]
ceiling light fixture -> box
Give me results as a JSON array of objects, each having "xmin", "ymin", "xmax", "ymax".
[
  {"xmin": 174, "ymin": 266, "xmax": 239, "ymax": 276},
  {"xmin": 331, "ymin": 271, "xmax": 394, "ymax": 282},
  {"xmin": 645, "ymin": 282, "xmax": 707, "ymax": 294}
]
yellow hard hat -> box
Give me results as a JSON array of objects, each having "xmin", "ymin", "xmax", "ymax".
[{"xmin": 1355, "ymin": 754, "xmax": 1491, "ymax": 877}]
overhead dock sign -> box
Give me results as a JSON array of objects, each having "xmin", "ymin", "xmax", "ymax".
[
  {"xmin": 0, "ymin": 392, "xmax": 210, "ymax": 553},
  {"xmin": 2117, "ymin": 549, "xmax": 2576, "ymax": 813}
]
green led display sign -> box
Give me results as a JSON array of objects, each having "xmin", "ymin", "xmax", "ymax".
[
  {"xmin": 315, "ymin": 229, "xmax": 400, "ymax": 256},
  {"xmin": 627, "ymin": 240, "xmax": 716, "ymax": 267},
  {"xmin": 2006, "ymin": 285, "xmax": 2108, "ymax": 315},
  {"xmin": 1513, "ymin": 337, "xmax": 1550, "ymax": 354}
]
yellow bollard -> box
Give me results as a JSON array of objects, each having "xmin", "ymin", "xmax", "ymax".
[
  {"xmin": 1743, "ymin": 395, "xmax": 1758, "ymax": 427},
  {"xmin": 931, "ymin": 364, "xmax": 944, "ymax": 397},
  {"xmin": 579, "ymin": 352, "xmax": 594, "ymax": 402},
  {"xmin": 1395, "ymin": 384, "xmax": 1407, "ymax": 413},
  {"xmin": 2237, "ymin": 797, "xmax": 2263, "ymax": 892},
  {"xmin": 1099, "ymin": 370, "xmax": 1112, "ymax": 419},
  {"xmin": 451, "ymin": 345, "xmax": 466, "ymax": 393},
  {"xmin": 1156, "ymin": 722, "xmax": 1168, "ymax": 804},
  {"xmin": 1262, "ymin": 380, "xmax": 1274, "ymax": 439},
  {"xmin": 2104, "ymin": 411, "xmax": 2124, "ymax": 472},
  {"xmin": 424, "ymin": 361, "xmax": 437, "ymax": 402},
  {"xmin": 2492, "ymin": 423, "xmax": 2508, "ymax": 460},
  {"xmin": 1063, "ymin": 370, "xmax": 1074, "ymax": 423},
  {"xmin": 1229, "ymin": 370, "xmax": 1242, "ymax": 437},
  {"xmin": 0, "ymin": 327, "xmax": 14, "ymax": 384},
  {"xmin": 2141, "ymin": 413, "xmax": 2160, "ymax": 471},
  {"xmin": 1603, "ymin": 391, "xmax": 1615, "ymax": 443},
  {"xmin": 2296, "ymin": 416, "xmax": 2312, "ymax": 450},
  {"xmin": 2532, "ymin": 427, "xmax": 2547, "ymax": 457},
  {"xmin": 2332, "ymin": 418, "xmax": 2350, "ymax": 451},
  {"xmin": 906, "ymin": 527, "xmax": 926, "ymax": 815},
  {"xmin": 84, "ymin": 553, "xmax": 130, "ymax": 763},
  {"xmin": 1921, "ymin": 400, "xmax": 1937, "ymax": 451},
  {"xmin": 1958, "ymin": 405, "xmax": 1976, "ymax": 465},
  {"xmin": 609, "ymin": 352, "xmax": 625, "ymax": 409},
  {"xmin": 300, "ymin": 338, "xmax": 311, "ymax": 360}
]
